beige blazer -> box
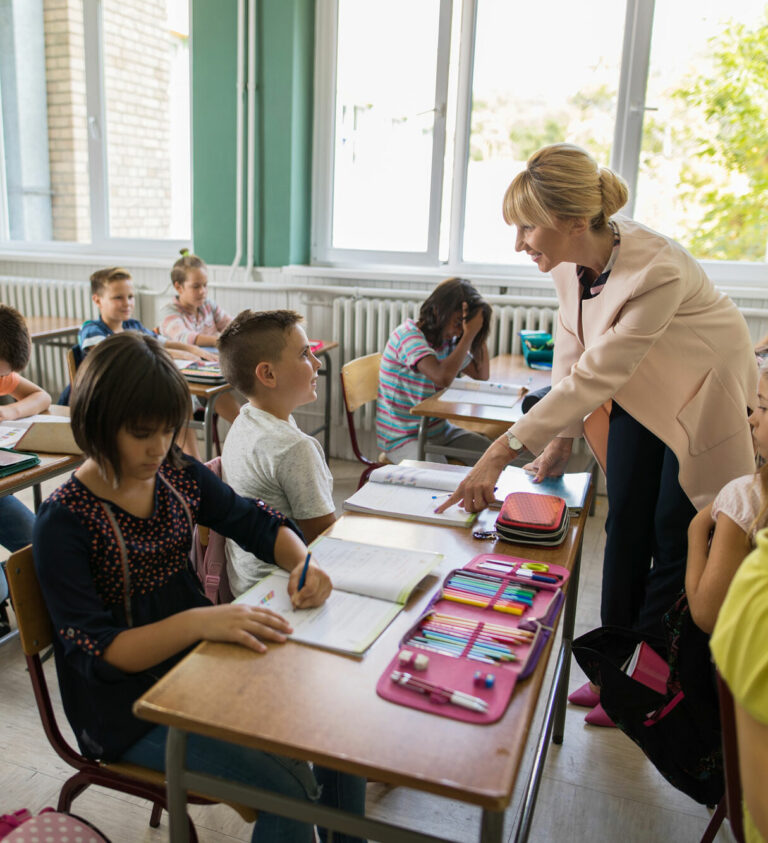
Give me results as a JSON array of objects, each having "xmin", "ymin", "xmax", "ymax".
[{"xmin": 512, "ymin": 217, "xmax": 757, "ymax": 510}]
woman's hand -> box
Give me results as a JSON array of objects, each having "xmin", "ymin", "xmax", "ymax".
[
  {"xmin": 202, "ymin": 603, "xmax": 293, "ymax": 654},
  {"xmin": 288, "ymin": 560, "xmax": 333, "ymax": 609},
  {"xmin": 523, "ymin": 437, "xmax": 573, "ymax": 482},
  {"xmin": 435, "ymin": 435, "xmax": 515, "ymax": 513}
]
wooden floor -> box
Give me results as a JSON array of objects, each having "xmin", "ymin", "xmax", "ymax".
[{"xmin": 0, "ymin": 459, "xmax": 734, "ymax": 843}]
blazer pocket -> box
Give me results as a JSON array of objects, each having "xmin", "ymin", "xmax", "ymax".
[{"xmin": 677, "ymin": 369, "xmax": 746, "ymax": 456}]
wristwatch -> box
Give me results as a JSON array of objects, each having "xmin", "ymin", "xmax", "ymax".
[{"xmin": 506, "ymin": 430, "xmax": 523, "ymax": 453}]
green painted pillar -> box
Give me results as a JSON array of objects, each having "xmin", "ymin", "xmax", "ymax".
[{"xmin": 191, "ymin": 0, "xmax": 314, "ymax": 267}]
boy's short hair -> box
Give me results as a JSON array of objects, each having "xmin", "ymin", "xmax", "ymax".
[
  {"xmin": 218, "ymin": 309, "xmax": 303, "ymax": 396},
  {"xmin": 71, "ymin": 332, "xmax": 189, "ymax": 481},
  {"xmin": 0, "ymin": 304, "xmax": 32, "ymax": 372},
  {"xmin": 90, "ymin": 267, "xmax": 132, "ymax": 296}
]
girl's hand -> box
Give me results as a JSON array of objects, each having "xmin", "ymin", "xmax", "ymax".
[
  {"xmin": 202, "ymin": 603, "xmax": 293, "ymax": 653},
  {"xmin": 461, "ymin": 302, "xmax": 484, "ymax": 340},
  {"xmin": 195, "ymin": 347, "xmax": 218, "ymax": 362},
  {"xmin": 436, "ymin": 435, "xmax": 512, "ymax": 513},
  {"xmin": 169, "ymin": 349, "xmax": 197, "ymax": 361},
  {"xmin": 288, "ymin": 561, "xmax": 332, "ymax": 609},
  {"xmin": 523, "ymin": 437, "xmax": 573, "ymax": 482}
]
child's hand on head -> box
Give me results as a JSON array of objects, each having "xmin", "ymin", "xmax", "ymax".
[
  {"xmin": 461, "ymin": 302, "xmax": 484, "ymax": 338},
  {"xmin": 288, "ymin": 561, "xmax": 332, "ymax": 609},
  {"xmin": 202, "ymin": 603, "xmax": 293, "ymax": 653}
]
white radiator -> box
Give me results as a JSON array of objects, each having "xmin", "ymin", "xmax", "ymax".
[
  {"xmin": 0, "ymin": 275, "xmax": 94, "ymax": 398},
  {"xmin": 332, "ymin": 296, "xmax": 559, "ymax": 437}
]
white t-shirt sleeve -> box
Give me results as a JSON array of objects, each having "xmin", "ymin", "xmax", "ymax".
[
  {"xmin": 275, "ymin": 437, "xmax": 335, "ymax": 520},
  {"xmin": 712, "ymin": 473, "xmax": 763, "ymax": 538}
]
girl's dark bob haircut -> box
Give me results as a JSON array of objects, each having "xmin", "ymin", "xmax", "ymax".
[
  {"xmin": 71, "ymin": 332, "xmax": 190, "ymax": 481},
  {"xmin": 418, "ymin": 277, "xmax": 491, "ymax": 354}
]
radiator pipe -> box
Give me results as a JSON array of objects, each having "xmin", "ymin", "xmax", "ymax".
[{"xmin": 226, "ymin": 0, "xmax": 246, "ymax": 284}]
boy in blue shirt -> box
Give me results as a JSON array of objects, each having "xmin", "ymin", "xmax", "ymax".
[{"xmin": 79, "ymin": 267, "xmax": 214, "ymax": 458}]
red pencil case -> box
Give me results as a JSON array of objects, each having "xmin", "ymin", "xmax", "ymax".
[
  {"xmin": 376, "ymin": 552, "xmax": 570, "ymax": 724},
  {"xmin": 495, "ymin": 492, "xmax": 569, "ymax": 545}
]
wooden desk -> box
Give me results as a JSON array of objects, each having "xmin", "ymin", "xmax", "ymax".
[
  {"xmin": 0, "ymin": 406, "xmax": 81, "ymax": 509},
  {"xmin": 135, "ymin": 487, "xmax": 592, "ymax": 843},
  {"xmin": 411, "ymin": 355, "xmax": 550, "ymax": 461},
  {"xmin": 24, "ymin": 316, "xmax": 82, "ymax": 343}
]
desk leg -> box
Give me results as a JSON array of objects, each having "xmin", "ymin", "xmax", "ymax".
[
  {"xmin": 320, "ymin": 351, "xmax": 332, "ymax": 458},
  {"xmin": 166, "ymin": 727, "xmax": 190, "ymax": 843},
  {"xmin": 417, "ymin": 418, "xmax": 428, "ymax": 461},
  {"xmin": 480, "ymin": 809, "xmax": 504, "ymax": 842},
  {"xmin": 33, "ymin": 484, "xmax": 42, "ymax": 512},
  {"xmin": 552, "ymin": 544, "xmax": 581, "ymax": 744},
  {"xmin": 203, "ymin": 395, "xmax": 219, "ymax": 462}
]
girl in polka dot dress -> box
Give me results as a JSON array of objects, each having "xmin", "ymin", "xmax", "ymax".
[{"xmin": 33, "ymin": 332, "xmax": 365, "ymax": 843}]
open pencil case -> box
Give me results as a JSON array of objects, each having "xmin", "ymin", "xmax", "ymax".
[{"xmin": 376, "ymin": 552, "xmax": 570, "ymax": 723}]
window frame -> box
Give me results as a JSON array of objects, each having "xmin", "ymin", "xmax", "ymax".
[
  {"xmin": 311, "ymin": 0, "xmax": 768, "ymax": 288},
  {"xmin": 0, "ymin": 0, "xmax": 192, "ymax": 259}
]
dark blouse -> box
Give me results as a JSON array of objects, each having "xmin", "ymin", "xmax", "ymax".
[{"xmin": 33, "ymin": 455, "xmax": 301, "ymax": 761}]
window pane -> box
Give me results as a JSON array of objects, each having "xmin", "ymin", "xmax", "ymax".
[
  {"xmin": 0, "ymin": 0, "xmax": 90, "ymax": 242},
  {"xmin": 331, "ymin": 0, "xmax": 441, "ymax": 253},
  {"xmin": 463, "ymin": 0, "xmax": 625, "ymax": 265},
  {"xmin": 635, "ymin": 1, "xmax": 768, "ymax": 263},
  {"xmin": 103, "ymin": 0, "xmax": 190, "ymax": 239}
]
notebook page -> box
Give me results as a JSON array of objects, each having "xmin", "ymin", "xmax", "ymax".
[
  {"xmin": 344, "ymin": 482, "xmax": 475, "ymax": 526},
  {"xmin": 235, "ymin": 572, "xmax": 400, "ymax": 656},
  {"xmin": 368, "ymin": 464, "xmax": 463, "ymax": 492},
  {"xmin": 309, "ymin": 535, "xmax": 442, "ymax": 603}
]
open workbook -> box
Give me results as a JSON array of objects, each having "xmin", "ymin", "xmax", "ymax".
[
  {"xmin": 343, "ymin": 465, "xmax": 478, "ymax": 526},
  {"xmin": 438, "ymin": 378, "xmax": 528, "ymax": 408},
  {"xmin": 344, "ymin": 463, "xmax": 591, "ymax": 520},
  {"xmin": 235, "ymin": 535, "xmax": 443, "ymax": 656}
]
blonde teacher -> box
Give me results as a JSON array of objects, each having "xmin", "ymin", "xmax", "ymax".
[{"xmin": 438, "ymin": 143, "xmax": 756, "ymax": 643}]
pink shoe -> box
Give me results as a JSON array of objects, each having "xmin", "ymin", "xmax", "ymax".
[
  {"xmin": 568, "ymin": 681, "xmax": 600, "ymax": 708},
  {"xmin": 584, "ymin": 703, "xmax": 615, "ymax": 727}
]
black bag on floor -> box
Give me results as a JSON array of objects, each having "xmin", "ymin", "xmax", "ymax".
[{"xmin": 572, "ymin": 593, "xmax": 723, "ymax": 805}]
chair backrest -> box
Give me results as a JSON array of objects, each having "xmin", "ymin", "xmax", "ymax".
[
  {"xmin": 717, "ymin": 672, "xmax": 745, "ymax": 843},
  {"xmin": 66, "ymin": 345, "xmax": 84, "ymax": 387},
  {"xmin": 190, "ymin": 457, "xmax": 233, "ymax": 604},
  {"xmin": 340, "ymin": 352, "xmax": 382, "ymax": 414},
  {"xmin": 6, "ymin": 546, "xmax": 53, "ymax": 656}
]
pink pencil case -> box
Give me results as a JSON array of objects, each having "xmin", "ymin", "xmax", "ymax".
[{"xmin": 376, "ymin": 553, "xmax": 570, "ymax": 723}]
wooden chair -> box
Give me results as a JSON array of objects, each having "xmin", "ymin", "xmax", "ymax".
[
  {"xmin": 5, "ymin": 545, "xmax": 256, "ymax": 842},
  {"xmin": 699, "ymin": 672, "xmax": 745, "ymax": 843},
  {"xmin": 340, "ymin": 352, "xmax": 390, "ymax": 489}
]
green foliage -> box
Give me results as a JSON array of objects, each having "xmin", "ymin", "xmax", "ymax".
[{"xmin": 673, "ymin": 10, "xmax": 768, "ymax": 261}]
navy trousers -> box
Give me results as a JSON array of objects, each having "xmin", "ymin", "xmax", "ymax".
[{"xmin": 602, "ymin": 403, "xmax": 696, "ymax": 641}]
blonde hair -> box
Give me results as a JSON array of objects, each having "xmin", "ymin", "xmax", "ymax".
[
  {"xmin": 171, "ymin": 248, "xmax": 207, "ymax": 287},
  {"xmin": 90, "ymin": 267, "xmax": 132, "ymax": 296},
  {"xmin": 502, "ymin": 143, "xmax": 628, "ymax": 231}
]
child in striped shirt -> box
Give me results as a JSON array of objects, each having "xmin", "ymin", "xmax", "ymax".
[{"xmin": 376, "ymin": 277, "xmax": 492, "ymax": 463}]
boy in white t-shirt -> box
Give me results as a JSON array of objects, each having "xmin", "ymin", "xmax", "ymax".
[{"xmin": 218, "ymin": 310, "xmax": 335, "ymax": 597}]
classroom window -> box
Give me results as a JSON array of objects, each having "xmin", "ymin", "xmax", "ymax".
[
  {"xmin": 0, "ymin": 0, "xmax": 191, "ymax": 252},
  {"xmin": 313, "ymin": 0, "xmax": 768, "ymax": 276}
]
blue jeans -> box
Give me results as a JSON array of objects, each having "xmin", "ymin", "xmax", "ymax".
[
  {"xmin": 0, "ymin": 495, "xmax": 35, "ymax": 603},
  {"xmin": 121, "ymin": 725, "xmax": 367, "ymax": 843}
]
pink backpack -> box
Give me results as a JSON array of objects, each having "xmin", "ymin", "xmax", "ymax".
[
  {"xmin": 0, "ymin": 809, "xmax": 109, "ymax": 842},
  {"xmin": 190, "ymin": 457, "xmax": 234, "ymax": 604}
]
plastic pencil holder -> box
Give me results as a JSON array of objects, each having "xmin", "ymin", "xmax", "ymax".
[{"xmin": 519, "ymin": 331, "xmax": 554, "ymax": 368}]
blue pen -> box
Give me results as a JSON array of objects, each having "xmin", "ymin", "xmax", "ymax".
[{"xmin": 297, "ymin": 552, "xmax": 311, "ymax": 591}]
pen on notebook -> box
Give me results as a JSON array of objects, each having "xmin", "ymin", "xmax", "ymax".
[{"xmin": 297, "ymin": 551, "xmax": 311, "ymax": 591}]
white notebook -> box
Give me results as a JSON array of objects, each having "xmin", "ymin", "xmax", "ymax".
[
  {"xmin": 235, "ymin": 535, "xmax": 442, "ymax": 656},
  {"xmin": 439, "ymin": 378, "xmax": 528, "ymax": 408},
  {"xmin": 343, "ymin": 465, "xmax": 476, "ymax": 526}
]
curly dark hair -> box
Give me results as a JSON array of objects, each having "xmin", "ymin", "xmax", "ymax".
[{"xmin": 417, "ymin": 277, "xmax": 491, "ymax": 355}]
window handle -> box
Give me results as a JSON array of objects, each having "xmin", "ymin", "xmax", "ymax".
[{"xmin": 88, "ymin": 116, "xmax": 102, "ymax": 140}]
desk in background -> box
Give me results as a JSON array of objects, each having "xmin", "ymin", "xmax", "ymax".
[
  {"xmin": 135, "ymin": 483, "xmax": 593, "ymax": 843},
  {"xmin": 411, "ymin": 354, "xmax": 550, "ymax": 462}
]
